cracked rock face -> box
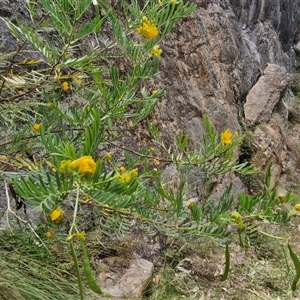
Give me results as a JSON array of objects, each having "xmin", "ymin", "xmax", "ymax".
[
  {"xmin": 151, "ymin": 0, "xmax": 300, "ymax": 190},
  {"xmin": 154, "ymin": 0, "xmax": 300, "ymax": 146}
]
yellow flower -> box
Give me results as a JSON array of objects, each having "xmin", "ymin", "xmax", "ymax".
[
  {"xmin": 70, "ymin": 156, "xmax": 96, "ymax": 175},
  {"xmin": 117, "ymin": 168, "xmax": 139, "ymax": 184},
  {"xmin": 152, "ymin": 158, "xmax": 160, "ymax": 165},
  {"xmin": 33, "ymin": 123, "xmax": 41, "ymax": 132},
  {"xmin": 137, "ymin": 16, "xmax": 159, "ymax": 39},
  {"xmin": 117, "ymin": 173, "xmax": 132, "ymax": 184},
  {"xmin": 188, "ymin": 199, "xmax": 194, "ymax": 208},
  {"xmin": 151, "ymin": 45, "xmax": 162, "ymax": 57},
  {"xmin": 150, "ymin": 147, "xmax": 155, "ymax": 152},
  {"xmin": 0, "ymin": 155, "xmax": 7, "ymax": 161},
  {"xmin": 61, "ymin": 81, "xmax": 69, "ymax": 91},
  {"xmin": 151, "ymin": 90, "xmax": 158, "ymax": 95},
  {"xmin": 59, "ymin": 160, "xmax": 73, "ymax": 173},
  {"xmin": 45, "ymin": 231, "xmax": 52, "ymax": 238},
  {"xmin": 221, "ymin": 128, "xmax": 233, "ymax": 146},
  {"xmin": 295, "ymin": 204, "xmax": 300, "ymax": 212},
  {"xmin": 50, "ymin": 208, "xmax": 64, "ymax": 223},
  {"xmin": 231, "ymin": 211, "xmax": 243, "ymax": 229},
  {"xmin": 119, "ymin": 166, "xmax": 126, "ymax": 173}
]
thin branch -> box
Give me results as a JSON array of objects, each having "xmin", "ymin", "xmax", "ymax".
[{"xmin": 4, "ymin": 181, "xmax": 51, "ymax": 253}]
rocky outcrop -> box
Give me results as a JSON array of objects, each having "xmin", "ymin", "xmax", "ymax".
[{"xmin": 153, "ymin": 0, "xmax": 300, "ymax": 189}]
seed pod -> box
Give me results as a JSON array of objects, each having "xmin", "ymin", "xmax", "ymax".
[{"xmin": 80, "ymin": 240, "xmax": 102, "ymax": 294}]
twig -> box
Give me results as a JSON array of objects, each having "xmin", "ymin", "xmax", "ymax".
[
  {"xmin": 245, "ymin": 289, "xmax": 269, "ymax": 300},
  {"xmin": 4, "ymin": 181, "xmax": 51, "ymax": 253}
]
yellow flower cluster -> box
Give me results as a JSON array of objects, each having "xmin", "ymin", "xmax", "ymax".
[
  {"xmin": 117, "ymin": 168, "xmax": 139, "ymax": 184},
  {"xmin": 137, "ymin": 16, "xmax": 159, "ymax": 39},
  {"xmin": 231, "ymin": 211, "xmax": 243, "ymax": 229},
  {"xmin": 152, "ymin": 45, "xmax": 162, "ymax": 57},
  {"xmin": 59, "ymin": 156, "xmax": 96, "ymax": 175}
]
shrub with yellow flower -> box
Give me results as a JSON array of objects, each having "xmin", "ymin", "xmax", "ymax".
[
  {"xmin": 137, "ymin": 16, "xmax": 159, "ymax": 39},
  {"xmin": 221, "ymin": 128, "xmax": 233, "ymax": 146}
]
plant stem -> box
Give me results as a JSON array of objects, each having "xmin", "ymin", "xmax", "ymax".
[{"xmin": 69, "ymin": 183, "xmax": 80, "ymax": 236}]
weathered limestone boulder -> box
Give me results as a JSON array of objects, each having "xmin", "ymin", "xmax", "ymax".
[{"xmin": 244, "ymin": 64, "xmax": 291, "ymax": 126}]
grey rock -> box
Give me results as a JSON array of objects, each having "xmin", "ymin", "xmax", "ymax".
[
  {"xmin": 244, "ymin": 64, "xmax": 291, "ymax": 126},
  {"xmin": 97, "ymin": 256, "xmax": 153, "ymax": 299}
]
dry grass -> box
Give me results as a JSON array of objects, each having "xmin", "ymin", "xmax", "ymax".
[{"xmin": 144, "ymin": 218, "xmax": 300, "ymax": 300}]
